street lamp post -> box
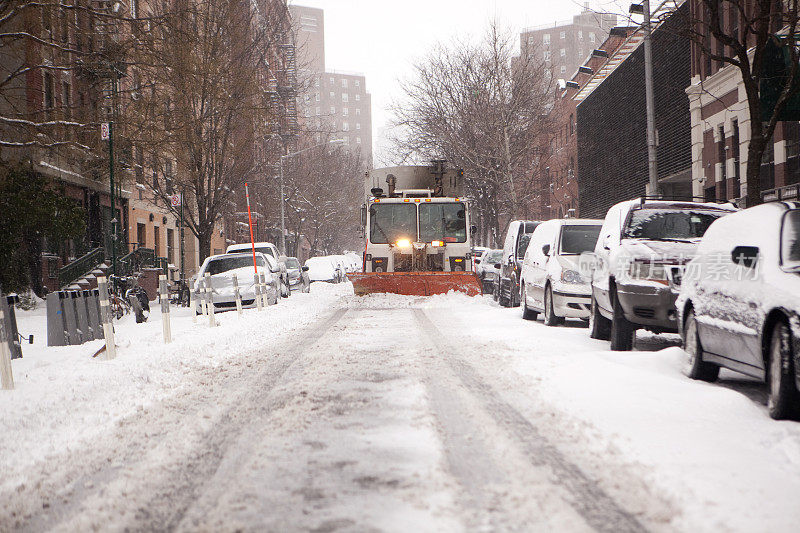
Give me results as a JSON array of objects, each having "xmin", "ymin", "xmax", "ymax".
[
  {"xmin": 631, "ymin": 1, "xmax": 659, "ymax": 196},
  {"xmin": 278, "ymin": 139, "xmax": 345, "ymax": 255}
]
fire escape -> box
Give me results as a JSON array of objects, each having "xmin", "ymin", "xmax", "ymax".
[{"xmin": 277, "ymin": 39, "xmax": 298, "ymax": 143}]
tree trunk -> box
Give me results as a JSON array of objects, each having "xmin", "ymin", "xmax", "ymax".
[
  {"xmin": 197, "ymin": 229, "xmax": 212, "ymax": 264},
  {"xmin": 745, "ymin": 131, "xmax": 766, "ymax": 208}
]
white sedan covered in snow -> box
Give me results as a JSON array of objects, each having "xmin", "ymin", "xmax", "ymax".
[
  {"xmin": 678, "ymin": 201, "xmax": 800, "ymax": 419},
  {"xmin": 193, "ymin": 252, "xmax": 278, "ymax": 313},
  {"xmin": 305, "ymin": 257, "xmax": 342, "ymax": 283}
]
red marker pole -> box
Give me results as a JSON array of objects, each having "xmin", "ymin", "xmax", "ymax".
[{"xmin": 245, "ymin": 183, "xmax": 258, "ymax": 274}]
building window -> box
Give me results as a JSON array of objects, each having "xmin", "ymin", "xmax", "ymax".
[
  {"xmin": 342, "ymin": 93, "xmax": 349, "ymax": 102},
  {"xmin": 167, "ymin": 228, "xmax": 175, "ymax": 264},
  {"xmin": 355, "ymin": 80, "xmax": 360, "ymax": 88},
  {"xmin": 357, "ymin": 137, "xmax": 361, "ymax": 144},
  {"xmin": 355, "ymin": 94, "xmax": 360, "ymax": 101},
  {"xmin": 560, "ymin": 31, "xmax": 566, "ymax": 39},
  {"xmin": 153, "ymin": 226, "xmax": 161, "ymax": 256},
  {"xmin": 316, "ymin": 107, "xmax": 320, "ymax": 115},
  {"xmin": 569, "ymin": 113, "xmax": 574, "ymax": 135},
  {"xmin": 329, "ymin": 77, "xmax": 334, "ymax": 85},
  {"xmin": 544, "ymin": 50, "xmax": 551, "ymax": 61},
  {"xmin": 329, "ymin": 91, "xmax": 335, "ymax": 99},
  {"xmin": 589, "ymin": 32, "xmax": 595, "ymax": 43},
  {"xmin": 356, "ymin": 123, "xmax": 361, "ymax": 130},
  {"xmin": 784, "ymin": 121, "xmax": 800, "ymax": 186},
  {"xmin": 343, "ymin": 107, "xmax": 349, "ymax": 116},
  {"xmin": 43, "ymin": 72, "xmax": 54, "ymax": 111},
  {"xmin": 62, "ymin": 81, "xmax": 71, "ymax": 119},
  {"xmin": 330, "ymin": 106, "xmax": 335, "ymax": 114},
  {"xmin": 315, "ymin": 93, "xmax": 320, "ymax": 101},
  {"xmin": 355, "ymin": 108, "xmax": 361, "ymax": 116},
  {"xmin": 578, "ymin": 30, "xmax": 583, "ymax": 40},
  {"xmin": 560, "ymin": 65, "xmax": 566, "ymax": 74},
  {"xmin": 343, "ymin": 122, "xmax": 349, "ymax": 131},
  {"xmin": 732, "ymin": 120, "xmax": 741, "ymax": 195},
  {"xmin": 131, "ymin": 0, "xmax": 138, "ymax": 18},
  {"xmin": 543, "ymin": 34, "xmax": 550, "ymax": 45},
  {"xmin": 315, "ymin": 78, "xmax": 320, "ymax": 87},
  {"xmin": 342, "ymin": 78, "xmax": 348, "ymax": 88},
  {"xmin": 560, "ymin": 48, "xmax": 566, "ymax": 57}
]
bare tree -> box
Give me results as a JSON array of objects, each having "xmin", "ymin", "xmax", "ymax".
[
  {"xmin": 389, "ymin": 22, "xmax": 553, "ymax": 246},
  {"xmin": 125, "ymin": 0, "xmax": 291, "ymax": 260}
]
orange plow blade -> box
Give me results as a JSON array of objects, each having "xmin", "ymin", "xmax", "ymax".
[{"xmin": 347, "ymin": 272, "xmax": 483, "ymax": 297}]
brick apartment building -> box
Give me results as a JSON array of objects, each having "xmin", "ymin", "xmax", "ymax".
[
  {"xmin": 541, "ymin": 27, "xmax": 636, "ymax": 220},
  {"xmin": 576, "ymin": 2, "xmax": 691, "ymax": 218},
  {"xmin": 520, "ymin": 4, "xmax": 616, "ymax": 82},
  {"xmin": 291, "ymin": 4, "xmax": 373, "ymax": 166},
  {"xmin": 685, "ymin": 0, "xmax": 800, "ymax": 204}
]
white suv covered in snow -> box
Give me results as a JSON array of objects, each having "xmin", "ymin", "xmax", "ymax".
[
  {"xmin": 587, "ymin": 199, "xmax": 736, "ymax": 351},
  {"xmin": 677, "ymin": 201, "xmax": 800, "ymax": 419}
]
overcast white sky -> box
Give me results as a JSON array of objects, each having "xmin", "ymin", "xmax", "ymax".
[{"xmin": 288, "ymin": 0, "xmax": 623, "ymax": 165}]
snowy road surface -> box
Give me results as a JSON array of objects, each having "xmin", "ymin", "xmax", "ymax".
[{"xmin": 2, "ymin": 283, "xmax": 800, "ymax": 532}]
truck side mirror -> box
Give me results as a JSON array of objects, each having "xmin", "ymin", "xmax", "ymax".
[
  {"xmin": 494, "ymin": 263, "xmax": 502, "ymax": 269},
  {"xmin": 360, "ymin": 204, "xmax": 367, "ymax": 227},
  {"xmin": 470, "ymin": 224, "xmax": 477, "ymax": 236},
  {"xmin": 302, "ymin": 266, "xmax": 309, "ymax": 272},
  {"xmin": 542, "ymin": 244, "xmax": 551, "ymax": 256}
]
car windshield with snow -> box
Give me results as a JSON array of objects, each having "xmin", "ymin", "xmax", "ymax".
[{"xmin": 623, "ymin": 208, "xmax": 726, "ymax": 241}]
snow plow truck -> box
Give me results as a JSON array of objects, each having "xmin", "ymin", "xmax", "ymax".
[{"xmin": 349, "ymin": 161, "xmax": 483, "ymax": 297}]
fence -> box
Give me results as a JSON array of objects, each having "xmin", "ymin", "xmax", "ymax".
[{"xmin": 58, "ymin": 247, "xmax": 105, "ymax": 288}]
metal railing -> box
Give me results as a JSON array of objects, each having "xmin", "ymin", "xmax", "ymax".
[
  {"xmin": 118, "ymin": 247, "xmax": 169, "ymax": 277},
  {"xmin": 58, "ymin": 247, "xmax": 105, "ymax": 288}
]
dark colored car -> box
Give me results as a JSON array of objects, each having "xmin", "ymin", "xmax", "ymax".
[{"xmin": 678, "ymin": 201, "xmax": 800, "ymax": 419}]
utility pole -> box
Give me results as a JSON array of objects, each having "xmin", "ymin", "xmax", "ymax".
[
  {"xmin": 180, "ymin": 187, "xmax": 185, "ymax": 304},
  {"xmin": 642, "ymin": 0, "xmax": 659, "ymax": 196}
]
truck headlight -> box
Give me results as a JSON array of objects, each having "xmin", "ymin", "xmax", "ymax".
[{"xmin": 395, "ymin": 238, "xmax": 411, "ymax": 249}]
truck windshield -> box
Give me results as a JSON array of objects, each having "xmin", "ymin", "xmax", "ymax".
[
  {"xmin": 419, "ymin": 203, "xmax": 467, "ymax": 243},
  {"xmin": 560, "ymin": 225, "xmax": 602, "ymax": 255},
  {"xmin": 623, "ymin": 209, "xmax": 727, "ymax": 241},
  {"xmin": 370, "ymin": 203, "xmax": 416, "ymax": 244}
]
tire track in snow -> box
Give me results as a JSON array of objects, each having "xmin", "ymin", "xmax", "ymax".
[
  {"xmin": 414, "ymin": 308, "xmax": 648, "ymax": 533},
  {"xmin": 8, "ymin": 308, "xmax": 348, "ymax": 532}
]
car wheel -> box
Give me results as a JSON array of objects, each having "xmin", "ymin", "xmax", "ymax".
[
  {"xmin": 589, "ymin": 293, "xmax": 611, "ymax": 340},
  {"xmin": 543, "ymin": 284, "xmax": 563, "ymax": 327},
  {"xmin": 610, "ymin": 289, "xmax": 636, "ymax": 351},
  {"xmin": 498, "ymin": 279, "xmax": 511, "ymax": 307},
  {"xmin": 682, "ymin": 309, "xmax": 719, "ymax": 382},
  {"xmin": 521, "ymin": 284, "xmax": 538, "ymax": 321},
  {"xmin": 767, "ymin": 320, "xmax": 799, "ymax": 420}
]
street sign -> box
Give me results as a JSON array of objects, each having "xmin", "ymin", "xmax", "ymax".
[
  {"xmin": 170, "ymin": 193, "xmax": 182, "ymax": 207},
  {"xmin": 100, "ymin": 122, "xmax": 110, "ymax": 141}
]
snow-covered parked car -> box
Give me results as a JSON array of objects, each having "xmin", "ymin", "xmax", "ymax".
[
  {"xmin": 497, "ymin": 220, "xmax": 541, "ymax": 307},
  {"xmin": 281, "ymin": 256, "xmax": 310, "ymax": 293},
  {"xmin": 226, "ymin": 242, "xmax": 289, "ymax": 297},
  {"xmin": 677, "ymin": 201, "xmax": 800, "ymax": 419},
  {"xmin": 305, "ymin": 257, "xmax": 340, "ymax": 283},
  {"xmin": 475, "ymin": 249, "xmax": 502, "ymax": 294},
  {"xmin": 193, "ymin": 252, "xmax": 278, "ymax": 313},
  {"xmin": 587, "ymin": 199, "xmax": 737, "ymax": 351},
  {"xmin": 520, "ymin": 218, "xmax": 602, "ymax": 325}
]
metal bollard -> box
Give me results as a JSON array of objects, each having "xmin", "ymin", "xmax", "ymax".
[
  {"xmin": 254, "ymin": 273, "xmax": 263, "ymax": 311},
  {"xmin": 190, "ymin": 285, "xmax": 197, "ymax": 323},
  {"xmin": 232, "ymin": 274, "xmax": 243, "ymax": 316},
  {"xmin": 0, "ymin": 304, "xmax": 14, "ymax": 390},
  {"xmin": 200, "ymin": 279, "xmax": 208, "ymax": 318},
  {"xmin": 205, "ymin": 273, "xmax": 216, "ymax": 327},
  {"xmin": 159, "ymin": 275, "xmax": 172, "ymax": 343},
  {"xmin": 96, "ymin": 277, "xmax": 116, "ymax": 360}
]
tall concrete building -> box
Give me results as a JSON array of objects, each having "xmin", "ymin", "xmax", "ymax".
[
  {"xmin": 291, "ymin": 4, "xmax": 373, "ymax": 166},
  {"xmin": 520, "ymin": 4, "xmax": 616, "ymax": 81}
]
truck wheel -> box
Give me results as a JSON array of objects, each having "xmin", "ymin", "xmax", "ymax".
[
  {"xmin": 610, "ymin": 290, "xmax": 636, "ymax": 351},
  {"xmin": 589, "ymin": 294, "xmax": 611, "ymax": 340},
  {"xmin": 682, "ymin": 310, "xmax": 719, "ymax": 382},
  {"xmin": 543, "ymin": 285, "xmax": 564, "ymax": 326},
  {"xmin": 521, "ymin": 284, "xmax": 538, "ymax": 320},
  {"xmin": 767, "ymin": 320, "xmax": 799, "ymax": 420},
  {"xmin": 492, "ymin": 281, "xmax": 500, "ymax": 302}
]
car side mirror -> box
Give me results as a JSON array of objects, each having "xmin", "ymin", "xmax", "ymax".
[
  {"xmin": 732, "ymin": 246, "xmax": 759, "ymax": 268},
  {"xmin": 302, "ymin": 266, "xmax": 309, "ymax": 272},
  {"xmin": 494, "ymin": 263, "xmax": 501, "ymax": 269},
  {"xmin": 474, "ymin": 259, "xmax": 481, "ymax": 264},
  {"xmin": 542, "ymin": 244, "xmax": 551, "ymax": 256}
]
